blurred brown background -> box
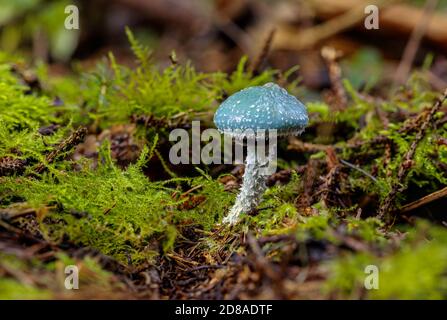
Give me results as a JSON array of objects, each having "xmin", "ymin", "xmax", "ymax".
[{"xmin": 1, "ymin": 0, "xmax": 447, "ymax": 92}]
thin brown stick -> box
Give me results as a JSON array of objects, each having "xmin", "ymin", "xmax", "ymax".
[
  {"xmin": 287, "ymin": 137, "xmax": 332, "ymax": 153},
  {"xmin": 400, "ymin": 186, "xmax": 447, "ymax": 213},
  {"xmin": 246, "ymin": 232, "xmax": 285, "ymax": 298},
  {"xmin": 394, "ymin": 0, "xmax": 438, "ymax": 85},
  {"xmin": 321, "ymin": 46, "xmax": 347, "ymax": 111},
  {"xmin": 249, "ymin": 28, "xmax": 276, "ymax": 75},
  {"xmin": 339, "ymin": 159, "xmax": 378, "ymax": 183},
  {"xmin": 33, "ymin": 126, "xmax": 87, "ymax": 175},
  {"xmin": 0, "ymin": 206, "xmax": 36, "ymax": 220},
  {"xmin": 321, "ymin": 147, "xmax": 341, "ymax": 207}
]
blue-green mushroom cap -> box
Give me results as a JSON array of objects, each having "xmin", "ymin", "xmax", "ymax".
[{"xmin": 214, "ymin": 83, "xmax": 308, "ymax": 137}]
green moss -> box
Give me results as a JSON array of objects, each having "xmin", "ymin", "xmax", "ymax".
[
  {"xmin": 0, "ymin": 278, "xmax": 52, "ymax": 300},
  {"xmin": 0, "ymin": 251, "xmax": 129, "ymax": 299},
  {"xmin": 345, "ymin": 217, "xmax": 386, "ymax": 244},
  {"xmin": 0, "ymin": 253, "xmax": 52, "ymax": 299},
  {"xmin": 0, "ymin": 27, "xmax": 446, "ymax": 299},
  {"xmin": 1, "ymin": 143, "xmax": 233, "ymax": 265},
  {"xmin": 49, "ymin": 29, "xmax": 300, "ymax": 131},
  {"xmin": 326, "ymin": 222, "xmax": 447, "ymax": 299},
  {"xmin": 0, "ymin": 55, "xmax": 77, "ymax": 172}
]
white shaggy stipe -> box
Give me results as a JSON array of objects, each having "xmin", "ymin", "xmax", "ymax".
[{"xmin": 222, "ymin": 149, "xmax": 273, "ymax": 225}]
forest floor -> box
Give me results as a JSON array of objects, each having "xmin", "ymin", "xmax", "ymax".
[{"xmin": 0, "ymin": 29, "xmax": 447, "ymax": 299}]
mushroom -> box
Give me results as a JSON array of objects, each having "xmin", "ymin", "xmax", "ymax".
[{"xmin": 214, "ymin": 82, "xmax": 309, "ymax": 225}]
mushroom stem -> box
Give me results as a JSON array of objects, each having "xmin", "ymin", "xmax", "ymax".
[{"xmin": 223, "ymin": 140, "xmax": 276, "ymax": 225}]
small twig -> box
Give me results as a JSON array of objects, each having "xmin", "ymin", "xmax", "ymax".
[
  {"xmin": 0, "ymin": 205, "xmax": 36, "ymax": 220},
  {"xmin": 246, "ymin": 233, "xmax": 280, "ymax": 283},
  {"xmin": 321, "ymin": 147, "xmax": 341, "ymax": 207},
  {"xmin": 375, "ymin": 105, "xmax": 389, "ymax": 129},
  {"xmin": 166, "ymin": 253, "xmax": 200, "ymax": 267},
  {"xmin": 296, "ymin": 159, "xmax": 321, "ymax": 208},
  {"xmin": 321, "ymin": 46, "xmax": 347, "ymax": 111},
  {"xmin": 181, "ymin": 184, "xmax": 203, "ymax": 197},
  {"xmin": 339, "ymin": 159, "xmax": 378, "ymax": 183},
  {"xmin": 103, "ymin": 202, "xmax": 117, "ymax": 215},
  {"xmin": 185, "ymin": 264, "xmax": 224, "ymax": 273},
  {"xmin": 400, "ymin": 186, "xmax": 447, "ymax": 213},
  {"xmin": 355, "ymin": 208, "xmax": 362, "ymax": 219},
  {"xmin": 287, "ymin": 137, "xmax": 333, "ymax": 153},
  {"xmin": 0, "ymin": 219, "xmax": 24, "ymax": 234},
  {"xmin": 33, "ymin": 126, "xmax": 87, "ymax": 175},
  {"xmin": 249, "ymin": 28, "xmax": 276, "ymax": 75}
]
